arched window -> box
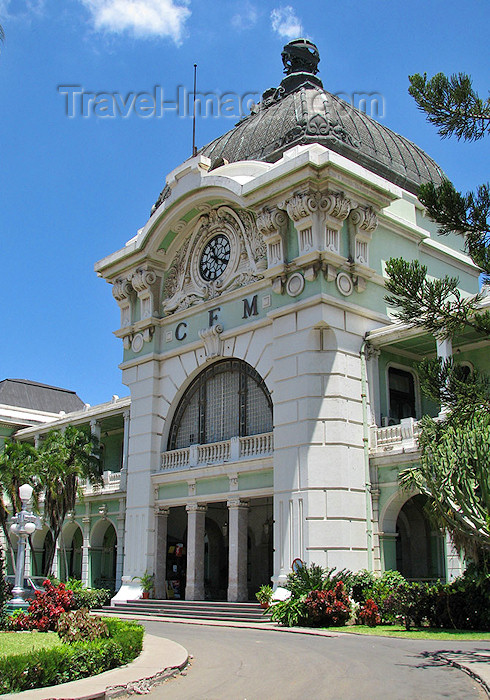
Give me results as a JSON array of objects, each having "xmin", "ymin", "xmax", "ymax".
[{"xmin": 168, "ymin": 359, "xmax": 273, "ymax": 450}]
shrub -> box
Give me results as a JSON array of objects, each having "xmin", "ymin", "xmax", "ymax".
[
  {"xmin": 358, "ymin": 599, "xmax": 381, "ymax": 627},
  {"xmin": 70, "ymin": 587, "xmax": 112, "ymax": 610},
  {"xmin": 0, "ymin": 547, "xmax": 8, "ymax": 629},
  {"xmin": 57, "ymin": 609, "xmax": 109, "ymax": 643},
  {"xmin": 349, "ymin": 569, "xmax": 376, "ymax": 605},
  {"xmin": 268, "ymin": 598, "xmax": 308, "ymax": 627},
  {"xmin": 0, "ymin": 617, "xmax": 144, "ymax": 694},
  {"xmin": 285, "ymin": 563, "xmax": 352, "ymax": 597},
  {"xmin": 304, "ymin": 582, "xmax": 351, "ymax": 627},
  {"xmin": 8, "ymin": 580, "xmax": 74, "ymax": 632}
]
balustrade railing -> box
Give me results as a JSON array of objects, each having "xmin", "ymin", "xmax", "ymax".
[
  {"xmin": 370, "ymin": 417, "xmax": 421, "ymax": 452},
  {"xmin": 161, "ymin": 432, "xmax": 274, "ymax": 471},
  {"xmin": 80, "ymin": 470, "xmax": 121, "ymax": 494}
]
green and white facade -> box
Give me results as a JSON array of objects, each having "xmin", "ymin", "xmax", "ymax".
[{"xmin": 2, "ymin": 40, "xmax": 488, "ymax": 601}]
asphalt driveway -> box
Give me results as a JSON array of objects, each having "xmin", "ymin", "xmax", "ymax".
[{"xmin": 141, "ymin": 621, "xmax": 488, "ymax": 700}]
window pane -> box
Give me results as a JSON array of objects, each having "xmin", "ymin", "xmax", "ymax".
[
  {"xmin": 205, "ymin": 370, "xmax": 240, "ymax": 442},
  {"xmin": 246, "ymin": 376, "xmax": 273, "ymax": 435}
]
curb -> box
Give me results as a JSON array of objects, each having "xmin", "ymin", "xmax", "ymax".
[
  {"xmin": 1, "ymin": 634, "xmax": 189, "ymax": 700},
  {"xmin": 433, "ymin": 653, "xmax": 490, "ymax": 698}
]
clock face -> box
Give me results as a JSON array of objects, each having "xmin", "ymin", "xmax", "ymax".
[{"xmin": 199, "ymin": 234, "xmax": 231, "ymax": 281}]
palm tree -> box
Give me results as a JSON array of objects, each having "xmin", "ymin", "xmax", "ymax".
[
  {"xmin": 0, "ymin": 440, "xmax": 38, "ymax": 571},
  {"xmin": 37, "ymin": 426, "xmax": 102, "ymax": 575}
]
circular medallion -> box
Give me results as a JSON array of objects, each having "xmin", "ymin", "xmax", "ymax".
[
  {"xmin": 286, "ymin": 272, "xmax": 305, "ymax": 297},
  {"xmin": 336, "ymin": 272, "xmax": 354, "ymax": 296},
  {"xmin": 199, "ymin": 234, "xmax": 231, "ymax": 282},
  {"xmin": 131, "ymin": 333, "xmax": 144, "ymax": 353}
]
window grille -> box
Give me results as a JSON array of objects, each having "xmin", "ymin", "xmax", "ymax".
[{"xmin": 168, "ymin": 359, "xmax": 273, "ymax": 450}]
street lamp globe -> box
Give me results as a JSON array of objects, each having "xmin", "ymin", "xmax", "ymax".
[{"xmin": 19, "ymin": 483, "xmax": 33, "ymax": 502}]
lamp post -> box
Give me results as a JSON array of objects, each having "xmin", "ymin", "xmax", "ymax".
[{"xmin": 9, "ymin": 484, "xmax": 40, "ymax": 610}]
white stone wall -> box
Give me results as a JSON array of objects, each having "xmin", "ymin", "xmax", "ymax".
[{"xmin": 269, "ymin": 301, "xmax": 374, "ymax": 583}]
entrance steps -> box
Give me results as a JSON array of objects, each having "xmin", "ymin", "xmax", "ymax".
[{"xmin": 97, "ymin": 599, "xmax": 269, "ymax": 623}]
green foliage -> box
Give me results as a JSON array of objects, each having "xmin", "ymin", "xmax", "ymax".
[
  {"xmin": 0, "ymin": 440, "xmax": 39, "ymax": 570},
  {"xmin": 66, "ymin": 581, "xmax": 112, "ymax": 610},
  {"xmin": 348, "ymin": 570, "xmax": 408, "ymax": 623},
  {"xmin": 384, "ymin": 70, "xmax": 490, "ymax": 557},
  {"xmin": 284, "ymin": 563, "xmax": 351, "ymax": 597},
  {"xmin": 349, "ymin": 569, "xmax": 377, "ymax": 604},
  {"xmin": 56, "ymin": 609, "xmax": 109, "ymax": 643},
  {"xmin": 408, "ymin": 72, "xmax": 490, "ymax": 142},
  {"xmin": 0, "ymin": 546, "xmax": 8, "ymax": 629},
  {"xmin": 132, "ymin": 571, "xmax": 154, "ymax": 592},
  {"xmin": 0, "ymin": 617, "xmax": 144, "ymax": 694},
  {"xmin": 268, "ymin": 597, "xmax": 308, "ymax": 627},
  {"xmin": 255, "ymin": 584, "xmax": 273, "ymax": 604},
  {"xmin": 400, "ymin": 412, "xmax": 490, "ymax": 555},
  {"xmin": 37, "ymin": 427, "xmax": 102, "ymax": 574},
  {"xmin": 384, "ymin": 258, "xmax": 490, "ymax": 338}
]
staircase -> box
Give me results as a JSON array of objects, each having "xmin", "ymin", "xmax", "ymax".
[{"xmin": 96, "ymin": 599, "xmax": 269, "ymax": 624}]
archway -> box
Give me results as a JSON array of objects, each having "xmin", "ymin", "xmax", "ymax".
[
  {"xmin": 59, "ymin": 523, "xmax": 83, "ymax": 582},
  {"xmin": 30, "ymin": 526, "xmax": 54, "ymax": 577},
  {"xmin": 89, "ymin": 520, "xmax": 117, "ymax": 590},
  {"xmin": 395, "ymin": 495, "xmax": 445, "ymax": 581}
]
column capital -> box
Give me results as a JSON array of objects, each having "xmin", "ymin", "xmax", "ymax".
[
  {"xmin": 155, "ymin": 506, "xmax": 170, "ymax": 517},
  {"xmin": 227, "ymin": 498, "xmax": 249, "ymax": 510},
  {"xmin": 186, "ymin": 503, "xmax": 207, "ymax": 514}
]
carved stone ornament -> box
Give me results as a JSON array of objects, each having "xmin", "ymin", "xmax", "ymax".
[
  {"xmin": 256, "ymin": 207, "xmax": 288, "ymax": 269},
  {"xmin": 162, "ymin": 206, "xmax": 266, "ymax": 314},
  {"xmin": 350, "ymin": 206, "xmax": 378, "ymax": 233},
  {"xmin": 199, "ymin": 323, "xmax": 224, "ymax": 359},
  {"xmin": 336, "ymin": 271, "xmax": 354, "ymax": 296}
]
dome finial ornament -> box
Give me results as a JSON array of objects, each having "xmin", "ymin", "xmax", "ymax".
[{"xmin": 281, "ymin": 38, "xmax": 320, "ymax": 76}]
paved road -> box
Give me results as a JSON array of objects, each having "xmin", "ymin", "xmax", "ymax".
[{"xmin": 142, "ymin": 622, "xmax": 488, "ymax": 700}]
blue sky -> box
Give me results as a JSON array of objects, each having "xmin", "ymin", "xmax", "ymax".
[{"xmin": 0, "ymin": 0, "xmax": 488, "ymax": 407}]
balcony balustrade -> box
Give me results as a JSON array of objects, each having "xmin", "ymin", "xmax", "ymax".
[
  {"xmin": 161, "ymin": 432, "xmax": 274, "ymax": 471},
  {"xmin": 370, "ymin": 417, "xmax": 421, "ymax": 454},
  {"xmin": 79, "ymin": 470, "xmax": 121, "ymax": 494}
]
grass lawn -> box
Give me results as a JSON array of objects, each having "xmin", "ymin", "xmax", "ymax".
[
  {"xmin": 325, "ymin": 625, "xmax": 490, "ymax": 641},
  {"xmin": 0, "ymin": 631, "xmax": 63, "ymax": 657}
]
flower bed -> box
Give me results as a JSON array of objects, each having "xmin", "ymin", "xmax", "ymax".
[{"xmin": 0, "ymin": 618, "xmax": 144, "ymax": 695}]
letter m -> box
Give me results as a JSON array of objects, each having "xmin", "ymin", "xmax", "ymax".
[{"xmin": 242, "ymin": 295, "xmax": 258, "ymax": 319}]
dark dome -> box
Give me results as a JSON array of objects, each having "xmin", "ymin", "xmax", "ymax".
[
  {"xmin": 202, "ymin": 37, "xmax": 445, "ymax": 195},
  {"xmin": 152, "ymin": 40, "xmax": 444, "ymax": 213},
  {"xmin": 200, "ymin": 86, "xmax": 444, "ymax": 195}
]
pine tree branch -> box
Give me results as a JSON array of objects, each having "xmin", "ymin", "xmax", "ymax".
[
  {"xmin": 384, "ymin": 258, "xmax": 490, "ymax": 337},
  {"xmin": 409, "ymin": 72, "xmax": 490, "ymax": 141}
]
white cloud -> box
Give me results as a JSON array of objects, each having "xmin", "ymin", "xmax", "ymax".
[
  {"xmin": 231, "ymin": 1, "xmax": 258, "ymax": 30},
  {"xmin": 80, "ymin": 0, "xmax": 191, "ymax": 43},
  {"xmin": 270, "ymin": 5, "xmax": 302, "ymax": 40}
]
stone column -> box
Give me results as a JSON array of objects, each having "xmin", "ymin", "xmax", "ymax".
[
  {"xmin": 154, "ymin": 507, "xmax": 170, "ymax": 599},
  {"xmin": 185, "ymin": 504, "xmax": 207, "ymax": 600},
  {"xmin": 120, "ymin": 409, "xmax": 130, "ymax": 491},
  {"xmin": 81, "ymin": 515, "xmax": 91, "ymax": 587},
  {"xmin": 227, "ymin": 498, "xmax": 249, "ymax": 602},
  {"xmin": 115, "ymin": 504, "xmax": 125, "ymax": 591}
]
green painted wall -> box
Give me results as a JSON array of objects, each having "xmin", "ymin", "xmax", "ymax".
[
  {"xmin": 238, "ymin": 470, "xmax": 273, "ymax": 490},
  {"xmin": 101, "ymin": 433, "xmax": 123, "ymax": 472}
]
